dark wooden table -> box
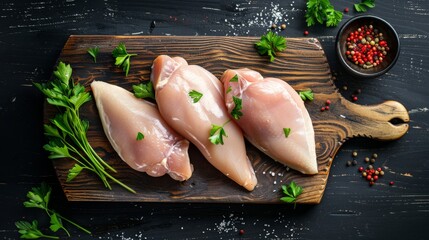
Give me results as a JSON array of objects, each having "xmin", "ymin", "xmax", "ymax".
[{"xmin": 1, "ymin": 1, "xmax": 428, "ymax": 239}]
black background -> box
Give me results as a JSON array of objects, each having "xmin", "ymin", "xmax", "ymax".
[{"xmin": 1, "ymin": 0, "xmax": 428, "ymax": 239}]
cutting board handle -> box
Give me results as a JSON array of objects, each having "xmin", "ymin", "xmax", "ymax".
[{"xmin": 344, "ymin": 100, "xmax": 410, "ymax": 140}]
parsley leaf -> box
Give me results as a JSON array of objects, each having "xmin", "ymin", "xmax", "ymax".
[
  {"xmin": 15, "ymin": 220, "xmax": 59, "ymax": 239},
  {"xmin": 229, "ymin": 74, "xmax": 239, "ymax": 82},
  {"xmin": 112, "ymin": 43, "xmax": 137, "ymax": 76},
  {"xmin": 136, "ymin": 132, "xmax": 144, "ymax": 141},
  {"xmin": 226, "ymin": 86, "xmax": 232, "ymax": 94},
  {"xmin": 280, "ymin": 181, "xmax": 303, "ymax": 208},
  {"xmin": 231, "ymin": 96, "xmax": 243, "ymax": 120},
  {"xmin": 255, "ymin": 31, "xmax": 287, "ymax": 62},
  {"xmin": 305, "ymin": 0, "xmax": 343, "ymax": 27},
  {"xmin": 354, "ymin": 0, "xmax": 375, "ymax": 12},
  {"xmin": 209, "ymin": 121, "xmax": 230, "ymax": 145},
  {"xmin": 133, "ymin": 81, "xmax": 155, "ymax": 100},
  {"xmin": 67, "ymin": 164, "xmax": 83, "ymax": 182},
  {"xmin": 283, "ymin": 128, "xmax": 291, "ymax": 138},
  {"xmin": 298, "ymin": 89, "xmax": 314, "ymax": 101},
  {"xmin": 188, "ymin": 90, "xmax": 203, "ymax": 103},
  {"xmin": 87, "ymin": 46, "xmax": 99, "ymax": 63},
  {"xmin": 49, "ymin": 213, "xmax": 65, "ymax": 234}
]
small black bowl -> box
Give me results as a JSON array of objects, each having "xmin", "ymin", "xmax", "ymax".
[{"xmin": 336, "ymin": 15, "xmax": 400, "ymax": 78}]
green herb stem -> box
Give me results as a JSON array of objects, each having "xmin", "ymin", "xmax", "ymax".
[
  {"xmin": 103, "ymin": 171, "xmax": 137, "ymax": 194},
  {"xmin": 41, "ymin": 234, "xmax": 60, "ymax": 239},
  {"xmin": 46, "ymin": 209, "xmax": 92, "ymax": 235}
]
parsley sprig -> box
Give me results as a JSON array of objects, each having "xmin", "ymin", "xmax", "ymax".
[
  {"xmin": 305, "ymin": 0, "xmax": 343, "ymax": 27},
  {"xmin": 354, "ymin": 0, "xmax": 375, "ymax": 12},
  {"xmin": 209, "ymin": 120, "xmax": 230, "ymax": 145},
  {"xmin": 133, "ymin": 81, "xmax": 155, "ymax": 100},
  {"xmin": 87, "ymin": 46, "xmax": 99, "ymax": 63},
  {"xmin": 112, "ymin": 43, "xmax": 137, "ymax": 76},
  {"xmin": 15, "ymin": 183, "xmax": 91, "ymax": 238},
  {"xmin": 280, "ymin": 181, "xmax": 303, "ymax": 208},
  {"xmin": 255, "ymin": 31, "xmax": 287, "ymax": 62},
  {"xmin": 34, "ymin": 62, "xmax": 135, "ymax": 193}
]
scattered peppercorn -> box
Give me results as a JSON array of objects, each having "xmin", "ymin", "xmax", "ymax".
[
  {"xmin": 239, "ymin": 229, "xmax": 245, "ymax": 235},
  {"xmin": 304, "ymin": 30, "xmax": 309, "ymax": 36},
  {"xmin": 344, "ymin": 7, "xmax": 349, "ymax": 13},
  {"xmin": 352, "ymin": 96, "xmax": 358, "ymax": 102},
  {"xmin": 389, "ymin": 181, "xmax": 394, "ymax": 186},
  {"xmin": 325, "ymin": 106, "xmax": 330, "ymax": 110},
  {"xmin": 281, "ymin": 23, "xmax": 286, "ymax": 30},
  {"xmin": 355, "ymin": 89, "xmax": 362, "ymax": 94},
  {"xmin": 342, "ymin": 85, "xmax": 348, "ymax": 91},
  {"xmin": 321, "ymin": 107, "xmax": 325, "ymax": 112},
  {"xmin": 271, "ymin": 24, "xmax": 277, "ymax": 29},
  {"xmin": 347, "ymin": 151, "xmax": 387, "ymax": 187},
  {"xmin": 326, "ymin": 100, "xmax": 331, "ymax": 105}
]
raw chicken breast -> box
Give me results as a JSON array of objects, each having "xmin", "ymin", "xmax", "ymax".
[
  {"xmin": 220, "ymin": 69, "xmax": 318, "ymax": 174},
  {"xmin": 151, "ymin": 55, "xmax": 257, "ymax": 191},
  {"xmin": 91, "ymin": 81, "xmax": 193, "ymax": 181}
]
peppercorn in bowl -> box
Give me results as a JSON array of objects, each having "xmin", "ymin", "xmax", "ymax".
[{"xmin": 336, "ymin": 15, "xmax": 400, "ymax": 78}]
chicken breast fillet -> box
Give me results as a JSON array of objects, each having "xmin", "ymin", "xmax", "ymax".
[
  {"xmin": 151, "ymin": 55, "xmax": 257, "ymax": 191},
  {"xmin": 91, "ymin": 81, "xmax": 193, "ymax": 181},
  {"xmin": 220, "ymin": 69, "xmax": 318, "ymax": 174}
]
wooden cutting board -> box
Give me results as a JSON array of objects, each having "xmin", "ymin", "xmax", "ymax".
[{"xmin": 44, "ymin": 35, "xmax": 409, "ymax": 204}]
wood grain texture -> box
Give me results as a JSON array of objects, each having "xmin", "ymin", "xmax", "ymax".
[{"xmin": 44, "ymin": 35, "xmax": 409, "ymax": 204}]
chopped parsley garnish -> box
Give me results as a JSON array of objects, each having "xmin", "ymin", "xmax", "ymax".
[
  {"xmin": 230, "ymin": 74, "xmax": 239, "ymax": 82},
  {"xmin": 283, "ymin": 128, "xmax": 291, "ymax": 138},
  {"xmin": 136, "ymin": 132, "xmax": 144, "ymax": 141},
  {"xmin": 231, "ymin": 96, "xmax": 243, "ymax": 120},
  {"xmin": 188, "ymin": 90, "xmax": 203, "ymax": 103}
]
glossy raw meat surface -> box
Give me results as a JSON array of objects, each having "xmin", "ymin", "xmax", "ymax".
[
  {"xmin": 220, "ymin": 69, "xmax": 318, "ymax": 174},
  {"xmin": 151, "ymin": 55, "xmax": 257, "ymax": 191},
  {"xmin": 91, "ymin": 81, "xmax": 193, "ymax": 181}
]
